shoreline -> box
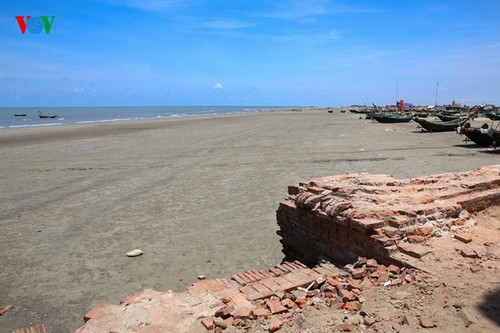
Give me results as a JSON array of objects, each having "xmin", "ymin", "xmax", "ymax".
[
  {"xmin": 0, "ymin": 109, "xmax": 498, "ymax": 333},
  {"xmin": 0, "ymin": 106, "xmax": 296, "ymax": 131}
]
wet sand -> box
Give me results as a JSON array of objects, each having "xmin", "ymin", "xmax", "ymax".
[{"xmin": 0, "ymin": 109, "xmax": 498, "ymax": 332}]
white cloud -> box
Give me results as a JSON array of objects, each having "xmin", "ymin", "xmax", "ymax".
[
  {"xmin": 212, "ymin": 83, "xmax": 223, "ymax": 89},
  {"xmin": 205, "ymin": 20, "xmax": 252, "ymax": 30}
]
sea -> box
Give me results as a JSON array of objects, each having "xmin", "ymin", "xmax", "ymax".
[{"xmin": 0, "ymin": 106, "xmax": 288, "ymax": 129}]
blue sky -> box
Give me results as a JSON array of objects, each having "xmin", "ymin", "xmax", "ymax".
[{"xmin": 1, "ymin": 0, "xmax": 499, "ymax": 107}]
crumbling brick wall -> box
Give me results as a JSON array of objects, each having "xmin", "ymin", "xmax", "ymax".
[{"xmin": 276, "ymin": 165, "xmax": 500, "ymax": 267}]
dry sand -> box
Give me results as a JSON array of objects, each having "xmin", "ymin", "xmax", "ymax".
[{"xmin": 0, "ymin": 109, "xmax": 499, "ymax": 332}]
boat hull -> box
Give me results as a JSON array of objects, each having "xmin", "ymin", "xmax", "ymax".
[{"xmin": 414, "ymin": 118, "xmax": 466, "ymax": 132}]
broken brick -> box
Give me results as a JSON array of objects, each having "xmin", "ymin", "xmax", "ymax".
[
  {"xmin": 455, "ymin": 233, "xmax": 473, "ymax": 244},
  {"xmin": 201, "ymin": 317, "xmax": 215, "ymax": 330},
  {"xmin": 266, "ymin": 298, "xmax": 288, "ymax": 314}
]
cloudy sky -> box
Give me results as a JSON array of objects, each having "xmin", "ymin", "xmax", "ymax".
[{"xmin": 1, "ymin": 0, "xmax": 499, "ymax": 107}]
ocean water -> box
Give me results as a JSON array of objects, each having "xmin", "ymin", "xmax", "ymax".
[{"xmin": 0, "ymin": 106, "xmax": 287, "ymax": 129}]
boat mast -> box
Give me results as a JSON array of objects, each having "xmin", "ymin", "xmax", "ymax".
[
  {"xmin": 395, "ymin": 81, "xmax": 399, "ymax": 104},
  {"xmin": 435, "ymin": 81, "xmax": 439, "ymax": 106}
]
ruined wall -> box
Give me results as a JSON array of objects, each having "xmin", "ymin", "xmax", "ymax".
[{"xmin": 277, "ymin": 165, "xmax": 500, "ymax": 267}]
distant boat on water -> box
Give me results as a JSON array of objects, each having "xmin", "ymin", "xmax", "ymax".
[
  {"xmin": 14, "ymin": 113, "xmax": 27, "ymax": 117},
  {"xmin": 39, "ymin": 111, "xmax": 59, "ymax": 119}
]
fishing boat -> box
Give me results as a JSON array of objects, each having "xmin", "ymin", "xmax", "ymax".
[
  {"xmin": 458, "ymin": 126, "xmax": 495, "ymax": 147},
  {"xmin": 373, "ymin": 112, "xmax": 413, "ymax": 123},
  {"xmin": 485, "ymin": 112, "xmax": 500, "ymax": 121},
  {"xmin": 413, "ymin": 111, "xmax": 428, "ymax": 118},
  {"xmin": 414, "ymin": 117, "xmax": 468, "ymax": 132},
  {"xmin": 38, "ymin": 111, "xmax": 58, "ymax": 119},
  {"xmin": 14, "ymin": 113, "xmax": 27, "ymax": 117},
  {"xmin": 436, "ymin": 113, "xmax": 461, "ymax": 121}
]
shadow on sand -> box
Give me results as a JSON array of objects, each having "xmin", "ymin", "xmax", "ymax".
[{"xmin": 477, "ymin": 287, "xmax": 500, "ymax": 327}]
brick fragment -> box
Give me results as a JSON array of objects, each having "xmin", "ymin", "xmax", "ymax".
[
  {"xmin": 215, "ymin": 305, "xmax": 234, "ymax": 318},
  {"xmin": 231, "ymin": 274, "xmax": 247, "ymax": 286},
  {"xmin": 398, "ymin": 243, "xmax": 432, "ymax": 258},
  {"xmin": 0, "ymin": 304, "xmax": 14, "ymax": 316},
  {"xmin": 231, "ymin": 306, "xmax": 253, "ymax": 319},
  {"xmin": 344, "ymin": 301, "xmax": 362, "ymax": 311},
  {"xmin": 252, "ymin": 307, "xmax": 270, "ymax": 319},
  {"xmin": 201, "ymin": 317, "xmax": 215, "ymax": 330},
  {"xmin": 455, "ymin": 233, "xmax": 473, "ymax": 243},
  {"xmin": 366, "ymin": 259, "xmax": 378, "ymax": 268},
  {"xmin": 387, "ymin": 264, "xmax": 400, "ymax": 274},
  {"xmin": 351, "ymin": 268, "xmax": 365, "ymax": 279},
  {"xmin": 460, "ymin": 248, "xmax": 478, "ymax": 258},
  {"xmin": 266, "ymin": 298, "xmax": 288, "ymax": 314},
  {"xmin": 295, "ymin": 297, "xmax": 308, "ymax": 307}
]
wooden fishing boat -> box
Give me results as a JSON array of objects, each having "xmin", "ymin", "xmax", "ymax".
[
  {"xmin": 349, "ymin": 108, "xmax": 371, "ymax": 114},
  {"xmin": 436, "ymin": 113, "xmax": 461, "ymax": 121},
  {"xmin": 38, "ymin": 111, "xmax": 58, "ymax": 119},
  {"xmin": 414, "ymin": 117, "xmax": 467, "ymax": 132},
  {"xmin": 373, "ymin": 112, "xmax": 413, "ymax": 123},
  {"xmin": 459, "ymin": 126, "xmax": 495, "ymax": 147},
  {"xmin": 485, "ymin": 112, "xmax": 500, "ymax": 121}
]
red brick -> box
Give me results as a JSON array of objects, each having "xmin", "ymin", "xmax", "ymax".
[
  {"xmin": 0, "ymin": 304, "xmax": 14, "ymax": 316},
  {"xmin": 258, "ymin": 269, "xmax": 272, "ymax": 278},
  {"xmin": 266, "ymin": 298, "xmax": 288, "ymax": 314},
  {"xmin": 307, "ymin": 186, "xmax": 325, "ymax": 194},
  {"xmin": 239, "ymin": 285, "xmax": 261, "ymax": 301},
  {"xmin": 460, "ymin": 248, "xmax": 477, "ymax": 258},
  {"xmin": 231, "ymin": 274, "xmax": 247, "ymax": 286},
  {"xmin": 251, "ymin": 282, "xmax": 274, "ymax": 299},
  {"xmin": 282, "ymin": 262, "xmax": 298, "ymax": 271},
  {"xmin": 455, "ymin": 233, "xmax": 473, "ymax": 243},
  {"xmin": 230, "ymin": 293, "xmax": 254, "ymax": 308},
  {"xmin": 269, "ymin": 268, "xmax": 284, "ymax": 276},
  {"xmin": 231, "ymin": 306, "xmax": 253, "ymax": 319},
  {"xmin": 260, "ymin": 277, "xmax": 282, "ymax": 293},
  {"xmin": 252, "ymin": 307, "xmax": 270, "ymax": 319},
  {"xmin": 344, "ymin": 301, "xmax": 362, "ymax": 311},
  {"xmin": 377, "ymin": 271, "xmax": 389, "ymax": 285},
  {"xmin": 294, "ymin": 260, "xmax": 308, "ymax": 268},
  {"xmin": 215, "ymin": 305, "xmax": 234, "ymax": 318},
  {"xmin": 294, "ymin": 298, "xmax": 307, "ymax": 307},
  {"xmin": 242, "ymin": 272, "xmax": 258, "ymax": 283},
  {"xmin": 408, "ymin": 235, "xmax": 425, "ymax": 243},
  {"xmin": 274, "ymin": 276, "xmax": 294, "ymax": 290},
  {"xmin": 12, "ymin": 324, "xmax": 46, "ymax": 333},
  {"xmin": 197, "ymin": 279, "xmax": 225, "ymax": 293},
  {"xmin": 387, "ymin": 264, "xmax": 400, "ymax": 274},
  {"xmin": 288, "ymin": 184, "xmax": 301, "ymax": 195},
  {"xmin": 276, "ymin": 264, "xmax": 291, "ymax": 273},
  {"xmin": 312, "ymin": 266, "xmax": 333, "ymax": 276},
  {"xmin": 351, "ymin": 268, "xmax": 365, "ymax": 279},
  {"xmin": 200, "ymin": 317, "xmax": 214, "ymax": 330},
  {"xmin": 212, "ymin": 288, "xmax": 240, "ymax": 300}
]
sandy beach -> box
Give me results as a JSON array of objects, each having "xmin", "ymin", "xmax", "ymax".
[{"xmin": 0, "ymin": 109, "xmax": 499, "ymax": 332}]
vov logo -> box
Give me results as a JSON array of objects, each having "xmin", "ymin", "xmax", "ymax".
[{"xmin": 15, "ymin": 16, "xmax": 56, "ymax": 34}]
